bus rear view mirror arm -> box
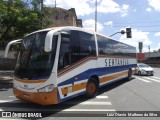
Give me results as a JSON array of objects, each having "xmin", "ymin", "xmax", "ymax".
[
  {"xmin": 44, "ymin": 30, "xmax": 55, "ymax": 52},
  {"xmin": 4, "ymin": 39, "xmax": 22, "ymax": 58}
]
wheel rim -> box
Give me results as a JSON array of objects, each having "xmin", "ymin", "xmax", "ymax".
[{"xmin": 87, "ymin": 82, "xmax": 96, "ymax": 96}]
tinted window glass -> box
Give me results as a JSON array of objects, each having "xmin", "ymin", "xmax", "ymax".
[
  {"xmin": 97, "ymin": 34, "xmax": 136, "ymax": 58},
  {"xmin": 79, "ymin": 31, "xmax": 96, "ymax": 55},
  {"xmin": 15, "ymin": 31, "xmax": 58, "ymax": 79},
  {"xmin": 58, "ymin": 30, "xmax": 96, "ymax": 70},
  {"xmin": 70, "ymin": 31, "xmax": 96, "ymax": 64},
  {"xmin": 58, "ymin": 34, "xmax": 71, "ymax": 70}
]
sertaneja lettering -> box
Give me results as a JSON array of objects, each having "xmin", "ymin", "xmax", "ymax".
[{"xmin": 105, "ymin": 58, "xmax": 129, "ymax": 67}]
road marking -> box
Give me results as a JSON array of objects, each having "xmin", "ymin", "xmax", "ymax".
[
  {"xmin": 143, "ymin": 77, "xmax": 160, "ymax": 83},
  {"xmin": 0, "ymin": 100, "xmax": 112, "ymax": 105},
  {"xmin": 96, "ymin": 96, "xmax": 108, "ymax": 99},
  {"xmin": 135, "ymin": 77, "xmax": 151, "ymax": 83},
  {"xmin": 9, "ymin": 96, "xmax": 15, "ymax": 98},
  {"xmin": 65, "ymin": 101, "xmax": 112, "ymax": 105},
  {"xmin": 0, "ymin": 107, "xmax": 116, "ymax": 112},
  {"xmin": 1, "ymin": 76, "xmax": 12, "ymax": 79},
  {"xmin": 0, "ymin": 100, "xmax": 14, "ymax": 103},
  {"xmin": 62, "ymin": 109, "xmax": 115, "ymax": 111},
  {"xmin": 152, "ymin": 76, "xmax": 160, "ymax": 80},
  {"xmin": 0, "ymin": 100, "xmax": 19, "ymax": 103}
]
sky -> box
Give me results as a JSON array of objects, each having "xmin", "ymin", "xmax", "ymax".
[{"xmin": 44, "ymin": 0, "xmax": 160, "ymax": 53}]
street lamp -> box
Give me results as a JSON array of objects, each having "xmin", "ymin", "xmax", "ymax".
[
  {"xmin": 109, "ymin": 30, "xmax": 125, "ymax": 37},
  {"xmin": 109, "ymin": 28, "xmax": 132, "ymax": 38}
]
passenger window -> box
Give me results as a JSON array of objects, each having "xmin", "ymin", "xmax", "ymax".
[
  {"xmin": 79, "ymin": 31, "xmax": 96, "ymax": 55},
  {"xmin": 70, "ymin": 30, "xmax": 96, "ymax": 64},
  {"xmin": 58, "ymin": 30, "xmax": 96, "ymax": 70},
  {"xmin": 58, "ymin": 34, "xmax": 71, "ymax": 70}
]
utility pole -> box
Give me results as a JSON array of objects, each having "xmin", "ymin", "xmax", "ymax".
[
  {"xmin": 41, "ymin": 0, "xmax": 43, "ymax": 28},
  {"xmin": 55, "ymin": 0, "xmax": 56, "ymax": 8},
  {"xmin": 95, "ymin": 0, "xmax": 97, "ymax": 32},
  {"xmin": 148, "ymin": 45, "xmax": 150, "ymax": 65}
]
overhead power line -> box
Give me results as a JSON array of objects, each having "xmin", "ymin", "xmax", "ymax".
[
  {"xmin": 103, "ymin": 24, "xmax": 160, "ymax": 28},
  {"xmin": 108, "ymin": 21, "xmax": 160, "ymax": 25}
]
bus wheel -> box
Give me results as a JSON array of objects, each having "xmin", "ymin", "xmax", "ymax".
[
  {"xmin": 86, "ymin": 78, "xmax": 99, "ymax": 98},
  {"xmin": 127, "ymin": 69, "xmax": 132, "ymax": 81}
]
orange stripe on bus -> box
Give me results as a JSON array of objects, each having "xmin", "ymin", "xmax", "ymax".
[
  {"xmin": 14, "ymin": 77, "xmax": 46, "ymax": 83},
  {"xmin": 98, "ymin": 55, "xmax": 135, "ymax": 59},
  {"xmin": 100, "ymin": 71, "xmax": 128, "ymax": 84},
  {"xmin": 58, "ymin": 56, "xmax": 97, "ymax": 74},
  {"xmin": 13, "ymin": 87, "xmax": 59, "ymax": 105},
  {"xmin": 61, "ymin": 82, "xmax": 87, "ymax": 95},
  {"xmin": 72, "ymin": 82, "xmax": 87, "ymax": 92},
  {"xmin": 61, "ymin": 87, "xmax": 68, "ymax": 95},
  {"xmin": 58, "ymin": 57, "xmax": 97, "ymax": 77}
]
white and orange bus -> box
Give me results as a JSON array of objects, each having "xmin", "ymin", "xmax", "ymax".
[{"xmin": 5, "ymin": 26, "xmax": 137, "ymax": 105}]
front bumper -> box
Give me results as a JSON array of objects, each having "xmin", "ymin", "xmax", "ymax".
[
  {"xmin": 141, "ymin": 70, "xmax": 153, "ymax": 75},
  {"xmin": 13, "ymin": 87, "xmax": 59, "ymax": 105}
]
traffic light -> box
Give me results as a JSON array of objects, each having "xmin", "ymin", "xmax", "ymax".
[{"xmin": 126, "ymin": 28, "xmax": 132, "ymax": 38}]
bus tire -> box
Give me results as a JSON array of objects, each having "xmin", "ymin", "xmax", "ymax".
[
  {"xmin": 86, "ymin": 77, "xmax": 99, "ymax": 98},
  {"xmin": 126, "ymin": 69, "xmax": 132, "ymax": 81}
]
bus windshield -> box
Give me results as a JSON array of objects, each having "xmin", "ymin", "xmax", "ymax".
[{"xmin": 14, "ymin": 31, "xmax": 58, "ymax": 80}]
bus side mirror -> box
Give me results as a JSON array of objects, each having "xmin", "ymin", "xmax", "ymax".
[
  {"xmin": 4, "ymin": 39, "xmax": 22, "ymax": 58},
  {"xmin": 44, "ymin": 30, "xmax": 55, "ymax": 52}
]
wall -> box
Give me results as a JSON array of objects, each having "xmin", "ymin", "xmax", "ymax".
[
  {"xmin": 0, "ymin": 50, "xmax": 17, "ymax": 59},
  {"xmin": 0, "ymin": 50, "xmax": 17, "ymax": 70},
  {"xmin": 0, "ymin": 58, "xmax": 17, "ymax": 70}
]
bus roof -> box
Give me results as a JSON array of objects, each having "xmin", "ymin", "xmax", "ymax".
[{"xmin": 24, "ymin": 26, "xmax": 135, "ymax": 49}]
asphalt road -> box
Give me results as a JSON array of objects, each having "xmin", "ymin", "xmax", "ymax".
[{"xmin": 0, "ymin": 68, "xmax": 160, "ymax": 120}]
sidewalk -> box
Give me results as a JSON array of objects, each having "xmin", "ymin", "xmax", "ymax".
[{"xmin": 0, "ymin": 71, "xmax": 13, "ymax": 84}]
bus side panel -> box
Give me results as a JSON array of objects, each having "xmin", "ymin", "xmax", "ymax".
[
  {"xmin": 97, "ymin": 57, "xmax": 137, "ymax": 87},
  {"xmin": 57, "ymin": 57, "xmax": 98, "ymax": 103}
]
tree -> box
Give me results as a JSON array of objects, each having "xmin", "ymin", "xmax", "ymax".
[{"xmin": 0, "ymin": 0, "xmax": 51, "ymax": 48}]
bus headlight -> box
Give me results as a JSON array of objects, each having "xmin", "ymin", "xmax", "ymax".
[{"xmin": 37, "ymin": 84, "xmax": 54, "ymax": 93}]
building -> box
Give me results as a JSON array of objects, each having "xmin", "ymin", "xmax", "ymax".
[
  {"xmin": 137, "ymin": 50, "xmax": 160, "ymax": 67},
  {"xmin": 44, "ymin": 7, "xmax": 83, "ymax": 28}
]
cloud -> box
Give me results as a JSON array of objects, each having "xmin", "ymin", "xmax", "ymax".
[
  {"xmin": 133, "ymin": 9, "xmax": 137, "ymax": 12},
  {"xmin": 97, "ymin": 0, "xmax": 129, "ymax": 17},
  {"xmin": 119, "ymin": 29, "xmax": 152, "ymax": 52},
  {"xmin": 104, "ymin": 21, "xmax": 113, "ymax": 26},
  {"xmin": 44, "ymin": 0, "xmax": 94, "ymax": 16},
  {"xmin": 97, "ymin": 0, "xmax": 120, "ymax": 13},
  {"xmin": 83, "ymin": 19, "xmax": 104, "ymax": 32},
  {"xmin": 121, "ymin": 4, "xmax": 129, "ymax": 17},
  {"xmin": 44, "ymin": 0, "xmax": 129, "ymax": 17},
  {"xmin": 155, "ymin": 32, "xmax": 160, "ymax": 36},
  {"xmin": 146, "ymin": 7, "xmax": 152, "ymax": 12},
  {"xmin": 148, "ymin": 0, "xmax": 160, "ymax": 11}
]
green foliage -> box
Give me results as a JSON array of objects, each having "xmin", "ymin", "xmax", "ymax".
[{"xmin": 0, "ymin": 0, "xmax": 52, "ymax": 48}]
